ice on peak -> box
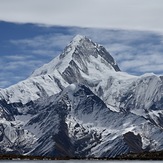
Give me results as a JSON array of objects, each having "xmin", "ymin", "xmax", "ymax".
[
  {"xmin": 70, "ymin": 34, "xmax": 96, "ymax": 48},
  {"xmin": 70, "ymin": 35, "xmax": 86, "ymax": 47},
  {"xmin": 31, "ymin": 35, "xmax": 120, "ymax": 78},
  {"xmin": 60, "ymin": 35, "xmax": 86, "ymax": 56},
  {"xmin": 73, "ymin": 34, "xmax": 85, "ymax": 41}
]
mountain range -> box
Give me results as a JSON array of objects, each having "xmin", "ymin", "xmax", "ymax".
[{"xmin": 0, "ymin": 35, "xmax": 163, "ymax": 158}]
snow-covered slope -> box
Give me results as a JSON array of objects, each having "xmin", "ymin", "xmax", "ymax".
[
  {"xmin": 31, "ymin": 35, "xmax": 120, "ymax": 77},
  {"xmin": 0, "ymin": 35, "xmax": 119, "ymax": 105},
  {"xmin": 0, "ymin": 35, "xmax": 163, "ymax": 158}
]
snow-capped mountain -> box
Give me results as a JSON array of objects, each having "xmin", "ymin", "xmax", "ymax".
[{"xmin": 0, "ymin": 35, "xmax": 163, "ymax": 158}]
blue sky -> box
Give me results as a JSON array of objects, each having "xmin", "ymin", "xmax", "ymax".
[{"xmin": 0, "ymin": 0, "xmax": 163, "ymax": 88}]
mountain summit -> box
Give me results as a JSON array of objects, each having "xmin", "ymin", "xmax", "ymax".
[
  {"xmin": 0, "ymin": 35, "xmax": 163, "ymax": 158},
  {"xmin": 31, "ymin": 35, "xmax": 120, "ymax": 78}
]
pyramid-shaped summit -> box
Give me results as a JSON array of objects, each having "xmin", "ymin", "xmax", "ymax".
[
  {"xmin": 31, "ymin": 35, "xmax": 120, "ymax": 78},
  {"xmin": 0, "ymin": 34, "xmax": 162, "ymax": 159},
  {"xmin": 0, "ymin": 35, "xmax": 122, "ymax": 105}
]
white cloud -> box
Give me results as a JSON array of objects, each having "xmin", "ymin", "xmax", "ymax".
[
  {"xmin": 118, "ymin": 53, "xmax": 163, "ymax": 74},
  {"xmin": 0, "ymin": 0, "xmax": 163, "ymax": 32},
  {"xmin": 10, "ymin": 34, "xmax": 72, "ymax": 49},
  {"xmin": 1, "ymin": 25, "xmax": 163, "ymax": 88},
  {"xmin": 0, "ymin": 80, "xmax": 12, "ymax": 88},
  {"xmin": 6, "ymin": 60, "xmax": 45, "ymax": 71},
  {"xmin": 4, "ymin": 55, "xmax": 34, "ymax": 60},
  {"xmin": 31, "ymin": 50, "xmax": 55, "ymax": 56},
  {"xmin": 9, "ymin": 28, "xmax": 163, "ymax": 75},
  {"xmin": 138, "ymin": 64, "xmax": 163, "ymax": 73}
]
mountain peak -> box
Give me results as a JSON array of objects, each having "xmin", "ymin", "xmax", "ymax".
[
  {"xmin": 59, "ymin": 35, "xmax": 87, "ymax": 58},
  {"xmin": 72, "ymin": 34, "xmax": 85, "ymax": 43},
  {"xmin": 66, "ymin": 35, "xmax": 87, "ymax": 50},
  {"xmin": 31, "ymin": 35, "xmax": 120, "ymax": 77}
]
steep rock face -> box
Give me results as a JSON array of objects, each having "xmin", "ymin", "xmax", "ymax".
[
  {"xmin": 123, "ymin": 132, "xmax": 143, "ymax": 153},
  {"xmin": 31, "ymin": 35, "xmax": 120, "ymax": 77},
  {"xmin": 0, "ymin": 118, "xmax": 36, "ymax": 155},
  {"xmin": 7, "ymin": 84, "xmax": 161, "ymax": 158},
  {"xmin": 0, "ymin": 35, "xmax": 120, "ymax": 105},
  {"xmin": 0, "ymin": 35, "xmax": 162, "ymax": 158}
]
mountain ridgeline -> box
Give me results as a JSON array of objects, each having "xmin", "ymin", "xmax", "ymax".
[{"xmin": 0, "ymin": 35, "xmax": 163, "ymax": 158}]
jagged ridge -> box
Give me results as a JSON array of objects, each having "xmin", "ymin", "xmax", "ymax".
[{"xmin": 0, "ymin": 35, "xmax": 163, "ymax": 158}]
